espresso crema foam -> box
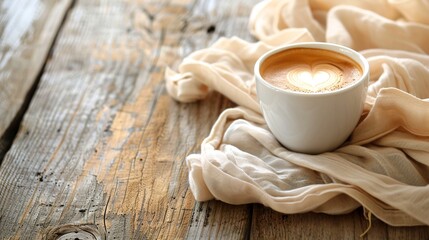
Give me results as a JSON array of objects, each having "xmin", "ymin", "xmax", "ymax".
[{"xmin": 260, "ymin": 48, "xmax": 363, "ymax": 93}]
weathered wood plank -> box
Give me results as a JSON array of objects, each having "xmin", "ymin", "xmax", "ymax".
[
  {"xmin": 0, "ymin": 0, "xmax": 257, "ymax": 239},
  {"xmin": 251, "ymin": 205, "xmax": 360, "ymax": 240},
  {"xmin": 0, "ymin": 0, "xmax": 73, "ymax": 156},
  {"xmin": 250, "ymin": 204, "xmax": 429, "ymax": 239},
  {"xmin": 3, "ymin": 0, "xmax": 427, "ymax": 239}
]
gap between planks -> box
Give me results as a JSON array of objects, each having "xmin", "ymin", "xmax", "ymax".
[{"xmin": 0, "ymin": 0, "xmax": 77, "ymax": 164}]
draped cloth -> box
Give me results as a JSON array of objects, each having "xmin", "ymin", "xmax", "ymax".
[{"xmin": 165, "ymin": 0, "xmax": 429, "ymax": 226}]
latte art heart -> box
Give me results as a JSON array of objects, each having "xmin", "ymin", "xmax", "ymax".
[
  {"xmin": 287, "ymin": 64, "xmax": 344, "ymax": 92},
  {"xmin": 260, "ymin": 48, "xmax": 363, "ymax": 93}
]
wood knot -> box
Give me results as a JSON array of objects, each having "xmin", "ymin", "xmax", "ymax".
[
  {"xmin": 45, "ymin": 224, "xmax": 102, "ymax": 240},
  {"xmin": 206, "ymin": 25, "xmax": 216, "ymax": 34}
]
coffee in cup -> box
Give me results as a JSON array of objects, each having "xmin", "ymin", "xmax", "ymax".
[
  {"xmin": 260, "ymin": 48, "xmax": 363, "ymax": 93},
  {"xmin": 254, "ymin": 43, "xmax": 369, "ymax": 154}
]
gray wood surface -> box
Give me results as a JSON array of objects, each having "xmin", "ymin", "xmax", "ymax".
[
  {"xmin": 0, "ymin": 0, "xmax": 428, "ymax": 239},
  {"xmin": 0, "ymin": 0, "xmax": 72, "ymax": 157}
]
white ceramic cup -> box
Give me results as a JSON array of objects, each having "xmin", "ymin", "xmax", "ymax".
[{"xmin": 254, "ymin": 42, "xmax": 369, "ymax": 154}]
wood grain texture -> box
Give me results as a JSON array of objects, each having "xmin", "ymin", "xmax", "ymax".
[
  {"xmin": 250, "ymin": 205, "xmax": 429, "ymax": 239},
  {"xmin": 0, "ymin": 0, "xmax": 72, "ymax": 142},
  {"xmin": 1, "ymin": 0, "xmax": 428, "ymax": 239},
  {"xmin": 0, "ymin": 0, "xmax": 257, "ymax": 239}
]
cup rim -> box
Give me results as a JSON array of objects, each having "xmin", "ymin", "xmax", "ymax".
[{"xmin": 254, "ymin": 42, "xmax": 369, "ymax": 97}]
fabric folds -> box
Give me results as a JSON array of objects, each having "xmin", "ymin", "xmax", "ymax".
[{"xmin": 165, "ymin": 0, "xmax": 429, "ymax": 226}]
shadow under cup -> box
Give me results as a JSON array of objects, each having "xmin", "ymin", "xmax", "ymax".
[{"xmin": 254, "ymin": 42, "xmax": 369, "ymax": 154}]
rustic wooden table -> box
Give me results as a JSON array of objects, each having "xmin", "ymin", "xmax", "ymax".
[{"xmin": 1, "ymin": 0, "xmax": 428, "ymax": 239}]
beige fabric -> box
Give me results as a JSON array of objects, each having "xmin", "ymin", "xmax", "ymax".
[{"xmin": 165, "ymin": 0, "xmax": 429, "ymax": 226}]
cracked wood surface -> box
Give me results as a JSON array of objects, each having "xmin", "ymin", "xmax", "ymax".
[
  {"xmin": 0, "ymin": 0, "xmax": 73, "ymax": 158},
  {"xmin": 0, "ymin": 0, "xmax": 428, "ymax": 239}
]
